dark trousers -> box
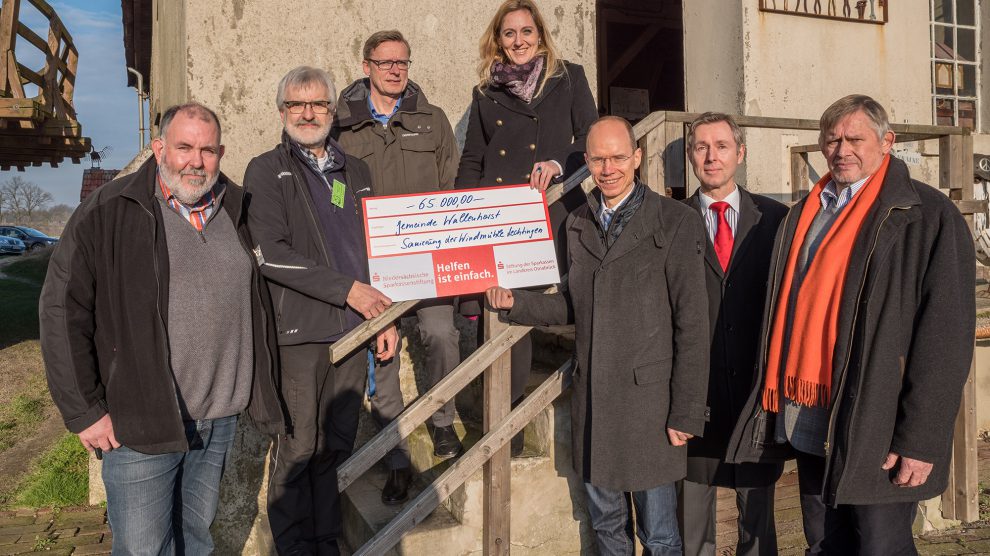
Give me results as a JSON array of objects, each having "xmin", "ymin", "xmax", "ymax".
[
  {"xmin": 267, "ymin": 342, "xmax": 367, "ymax": 556},
  {"xmin": 679, "ymin": 476, "xmax": 778, "ymax": 556},
  {"xmin": 372, "ymin": 300, "xmax": 461, "ymax": 469},
  {"xmin": 796, "ymin": 451, "xmax": 918, "ymax": 556}
]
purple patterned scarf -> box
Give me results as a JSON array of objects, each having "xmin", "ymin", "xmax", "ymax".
[{"xmin": 490, "ymin": 56, "xmax": 544, "ymax": 103}]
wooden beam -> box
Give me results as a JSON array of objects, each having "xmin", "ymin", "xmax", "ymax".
[
  {"xmin": 940, "ymin": 135, "xmax": 964, "ymax": 194},
  {"xmin": 0, "ymin": 97, "xmax": 42, "ymax": 119},
  {"xmin": 328, "ymin": 300, "xmax": 419, "ymax": 364},
  {"xmin": 483, "ymin": 306, "xmax": 512, "ymax": 555},
  {"xmin": 544, "ymin": 165, "xmax": 590, "ymax": 207},
  {"xmin": 638, "ymin": 123, "xmax": 665, "ymax": 195},
  {"xmin": 15, "ymin": 21, "xmax": 45, "ymax": 52},
  {"xmin": 5, "ymin": 50, "xmax": 24, "ymax": 98},
  {"xmin": 0, "ymin": 0, "xmax": 19, "ymax": 89},
  {"xmin": 17, "ymin": 62, "xmax": 43, "ymax": 87},
  {"xmin": 943, "ymin": 356, "xmax": 979, "ymax": 522},
  {"xmin": 658, "ymin": 111, "xmax": 966, "ymax": 136},
  {"xmin": 25, "ymin": 0, "xmax": 56, "ymax": 19},
  {"xmin": 790, "ymin": 151, "xmax": 807, "ymax": 198},
  {"xmin": 953, "ymin": 200, "xmax": 986, "ymax": 215},
  {"xmin": 790, "ymin": 143, "xmax": 820, "ymax": 154},
  {"xmin": 351, "ymin": 360, "xmax": 573, "ymax": 556},
  {"xmin": 633, "ymin": 111, "xmax": 667, "ymax": 139},
  {"xmin": 0, "ymin": 133, "xmax": 85, "ymax": 147},
  {"xmin": 336, "ymin": 320, "xmax": 537, "ymax": 491}
]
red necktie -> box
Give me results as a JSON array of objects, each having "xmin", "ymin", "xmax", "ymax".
[{"xmin": 711, "ymin": 201, "xmax": 733, "ymax": 271}]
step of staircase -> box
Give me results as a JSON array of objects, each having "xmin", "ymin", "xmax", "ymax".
[{"xmin": 342, "ymin": 320, "xmax": 591, "ymax": 554}]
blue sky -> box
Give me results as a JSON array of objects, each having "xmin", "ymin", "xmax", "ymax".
[{"xmin": 1, "ymin": 0, "xmax": 134, "ymax": 207}]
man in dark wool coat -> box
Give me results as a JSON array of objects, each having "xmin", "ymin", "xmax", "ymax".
[
  {"xmin": 487, "ymin": 115, "xmax": 710, "ymax": 555},
  {"xmin": 679, "ymin": 112, "xmax": 788, "ymax": 556},
  {"xmin": 728, "ymin": 95, "xmax": 975, "ymax": 555}
]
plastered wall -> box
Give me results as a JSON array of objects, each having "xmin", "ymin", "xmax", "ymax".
[{"xmin": 152, "ymin": 0, "xmax": 597, "ymax": 185}]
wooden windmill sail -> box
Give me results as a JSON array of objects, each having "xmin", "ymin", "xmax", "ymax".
[{"xmin": 0, "ymin": 0, "xmax": 90, "ymax": 171}]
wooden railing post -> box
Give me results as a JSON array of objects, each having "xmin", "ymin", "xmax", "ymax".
[
  {"xmin": 939, "ymin": 131, "xmax": 979, "ymax": 523},
  {"xmin": 638, "ymin": 116, "xmax": 666, "ymax": 196},
  {"xmin": 483, "ymin": 305, "xmax": 512, "ymax": 555}
]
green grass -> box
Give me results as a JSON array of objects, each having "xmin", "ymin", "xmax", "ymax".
[
  {"xmin": 13, "ymin": 432, "xmax": 88, "ymax": 508},
  {"xmin": 0, "ymin": 393, "xmax": 45, "ymax": 451},
  {"xmin": 0, "ymin": 250, "xmax": 49, "ymax": 348},
  {"xmin": 0, "ymin": 277, "xmax": 41, "ymax": 347},
  {"xmin": 3, "ymin": 249, "xmax": 51, "ymax": 283}
]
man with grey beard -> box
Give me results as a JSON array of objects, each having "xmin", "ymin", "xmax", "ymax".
[
  {"xmin": 244, "ymin": 66, "xmax": 397, "ymax": 555},
  {"xmin": 40, "ymin": 103, "xmax": 285, "ymax": 554}
]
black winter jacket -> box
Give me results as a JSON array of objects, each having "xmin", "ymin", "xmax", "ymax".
[
  {"xmin": 727, "ymin": 157, "xmax": 976, "ymax": 506},
  {"xmin": 684, "ymin": 187, "xmax": 788, "ymax": 488},
  {"xmin": 39, "ymin": 157, "xmax": 285, "ymax": 454},
  {"xmin": 243, "ymin": 134, "xmax": 374, "ymax": 345},
  {"xmin": 455, "ymin": 60, "xmax": 597, "ymax": 188}
]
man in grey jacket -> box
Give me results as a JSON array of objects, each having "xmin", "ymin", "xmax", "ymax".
[
  {"xmin": 332, "ymin": 30, "xmax": 462, "ymax": 505},
  {"xmin": 487, "ymin": 116, "xmax": 709, "ymax": 555}
]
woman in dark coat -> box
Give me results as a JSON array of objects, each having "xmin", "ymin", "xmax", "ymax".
[{"xmin": 455, "ymin": 1, "xmax": 598, "ymax": 450}]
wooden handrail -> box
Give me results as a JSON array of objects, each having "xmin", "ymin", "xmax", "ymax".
[
  {"xmin": 336, "ymin": 293, "xmax": 553, "ymax": 490},
  {"xmin": 351, "ymin": 358, "xmax": 574, "ymax": 556}
]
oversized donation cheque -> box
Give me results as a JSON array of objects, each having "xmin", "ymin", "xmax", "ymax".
[{"xmin": 363, "ymin": 184, "xmax": 561, "ymax": 301}]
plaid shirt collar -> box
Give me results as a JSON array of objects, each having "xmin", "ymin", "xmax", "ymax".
[
  {"xmin": 299, "ymin": 143, "xmax": 336, "ymax": 174},
  {"xmin": 157, "ymin": 171, "xmax": 225, "ymax": 232}
]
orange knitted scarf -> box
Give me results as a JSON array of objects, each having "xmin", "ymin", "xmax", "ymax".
[{"xmin": 762, "ymin": 155, "xmax": 890, "ymax": 412}]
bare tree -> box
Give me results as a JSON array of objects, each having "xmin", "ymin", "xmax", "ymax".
[
  {"xmin": 0, "ymin": 176, "xmax": 53, "ymax": 221},
  {"xmin": 21, "ymin": 183, "xmax": 54, "ymax": 220},
  {"xmin": 0, "ymin": 176, "xmax": 27, "ymax": 219}
]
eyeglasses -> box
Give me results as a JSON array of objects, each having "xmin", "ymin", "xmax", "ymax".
[
  {"xmin": 587, "ymin": 154, "xmax": 633, "ymax": 168},
  {"xmin": 366, "ymin": 59, "xmax": 412, "ymax": 71},
  {"xmin": 283, "ymin": 100, "xmax": 334, "ymax": 114}
]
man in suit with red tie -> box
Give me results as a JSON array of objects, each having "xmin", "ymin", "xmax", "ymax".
[{"xmin": 679, "ymin": 112, "xmax": 788, "ymax": 556}]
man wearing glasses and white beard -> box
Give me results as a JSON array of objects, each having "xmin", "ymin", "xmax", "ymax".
[{"xmin": 244, "ymin": 66, "xmax": 399, "ymax": 555}]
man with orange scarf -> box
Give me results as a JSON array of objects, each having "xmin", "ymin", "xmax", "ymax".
[{"xmin": 727, "ymin": 95, "xmax": 975, "ymax": 555}]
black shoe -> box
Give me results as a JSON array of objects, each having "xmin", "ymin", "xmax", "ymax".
[
  {"xmin": 433, "ymin": 425, "xmax": 463, "ymax": 458},
  {"xmin": 510, "ymin": 431, "xmax": 524, "ymax": 457},
  {"xmin": 381, "ymin": 467, "xmax": 411, "ymax": 505}
]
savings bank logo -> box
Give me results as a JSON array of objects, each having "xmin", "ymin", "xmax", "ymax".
[
  {"xmin": 372, "ymin": 273, "xmax": 380, "ymax": 282},
  {"xmin": 497, "ymin": 261, "xmax": 505, "ymax": 269}
]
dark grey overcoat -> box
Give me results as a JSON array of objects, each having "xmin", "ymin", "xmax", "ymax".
[
  {"xmin": 727, "ymin": 157, "xmax": 976, "ymax": 506},
  {"xmin": 507, "ymin": 185, "xmax": 710, "ymax": 492}
]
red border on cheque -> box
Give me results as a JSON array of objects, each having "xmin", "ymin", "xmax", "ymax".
[{"xmin": 361, "ymin": 185, "xmax": 560, "ymax": 301}]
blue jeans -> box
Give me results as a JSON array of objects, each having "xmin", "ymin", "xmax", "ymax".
[
  {"xmin": 102, "ymin": 415, "xmax": 237, "ymax": 555},
  {"xmin": 584, "ymin": 481, "xmax": 682, "ymax": 556}
]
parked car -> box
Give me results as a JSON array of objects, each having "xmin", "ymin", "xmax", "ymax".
[
  {"xmin": 0, "ymin": 226, "xmax": 58, "ymax": 252},
  {"xmin": 0, "ymin": 235, "xmax": 25, "ymax": 255}
]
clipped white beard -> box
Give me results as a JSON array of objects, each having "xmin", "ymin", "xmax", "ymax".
[
  {"xmin": 284, "ymin": 122, "xmax": 330, "ymax": 151},
  {"xmin": 160, "ymin": 161, "xmax": 217, "ymax": 205}
]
